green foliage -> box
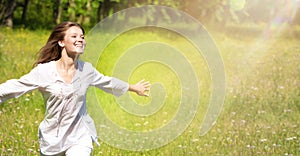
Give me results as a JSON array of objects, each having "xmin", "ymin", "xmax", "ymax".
[
  {"xmin": 13, "ymin": 0, "xmax": 54, "ymax": 29},
  {"xmin": 4, "ymin": 0, "xmax": 300, "ymax": 30}
]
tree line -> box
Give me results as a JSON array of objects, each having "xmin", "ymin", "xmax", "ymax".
[{"xmin": 0, "ymin": 0, "xmax": 300, "ymax": 29}]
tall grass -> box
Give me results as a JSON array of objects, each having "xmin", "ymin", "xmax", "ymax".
[
  {"xmin": 0, "ymin": 28, "xmax": 48, "ymax": 155},
  {"xmin": 0, "ymin": 25, "xmax": 299, "ymax": 155}
]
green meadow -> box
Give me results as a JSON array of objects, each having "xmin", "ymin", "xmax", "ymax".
[{"xmin": 0, "ymin": 24, "xmax": 299, "ymax": 155}]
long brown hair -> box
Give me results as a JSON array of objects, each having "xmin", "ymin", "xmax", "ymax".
[{"xmin": 33, "ymin": 22, "xmax": 85, "ymax": 67}]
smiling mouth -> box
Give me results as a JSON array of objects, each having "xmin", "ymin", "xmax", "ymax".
[{"xmin": 75, "ymin": 44, "xmax": 84, "ymax": 48}]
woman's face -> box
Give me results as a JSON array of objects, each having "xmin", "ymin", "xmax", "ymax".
[{"xmin": 61, "ymin": 26, "xmax": 86, "ymax": 54}]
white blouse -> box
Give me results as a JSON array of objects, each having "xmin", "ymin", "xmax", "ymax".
[{"xmin": 0, "ymin": 60, "xmax": 129, "ymax": 155}]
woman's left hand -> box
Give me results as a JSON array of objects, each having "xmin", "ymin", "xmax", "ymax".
[{"xmin": 129, "ymin": 79, "xmax": 151, "ymax": 97}]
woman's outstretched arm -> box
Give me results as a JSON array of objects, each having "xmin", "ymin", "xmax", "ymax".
[{"xmin": 0, "ymin": 66, "xmax": 41, "ymax": 104}]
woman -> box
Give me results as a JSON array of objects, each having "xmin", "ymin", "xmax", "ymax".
[{"xmin": 0, "ymin": 22, "xmax": 150, "ymax": 156}]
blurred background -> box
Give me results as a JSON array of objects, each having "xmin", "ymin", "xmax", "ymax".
[{"xmin": 1, "ymin": 0, "xmax": 299, "ymax": 31}]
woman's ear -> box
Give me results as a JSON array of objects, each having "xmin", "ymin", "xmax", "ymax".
[{"xmin": 58, "ymin": 41, "xmax": 65, "ymax": 47}]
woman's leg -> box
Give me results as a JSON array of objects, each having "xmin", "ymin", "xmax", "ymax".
[
  {"xmin": 65, "ymin": 145, "xmax": 92, "ymax": 156},
  {"xmin": 40, "ymin": 151, "xmax": 65, "ymax": 156}
]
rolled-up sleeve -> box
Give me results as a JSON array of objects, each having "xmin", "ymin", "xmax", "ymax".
[
  {"xmin": 90, "ymin": 68, "xmax": 129, "ymax": 97},
  {"xmin": 0, "ymin": 67, "xmax": 40, "ymax": 103}
]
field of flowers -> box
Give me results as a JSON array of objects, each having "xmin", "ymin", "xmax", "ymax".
[{"xmin": 0, "ymin": 24, "xmax": 299, "ymax": 155}]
